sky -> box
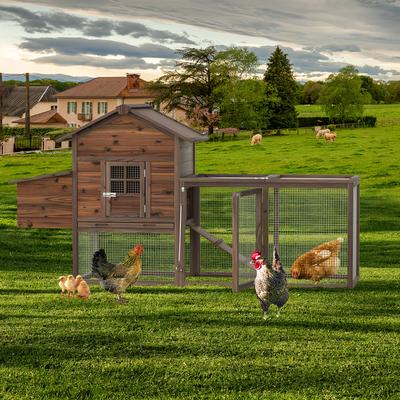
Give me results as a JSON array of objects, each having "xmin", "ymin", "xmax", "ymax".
[{"xmin": 0, "ymin": 0, "xmax": 399, "ymax": 81}]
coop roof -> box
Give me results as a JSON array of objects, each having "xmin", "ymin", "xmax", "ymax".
[
  {"xmin": 2, "ymin": 86, "xmax": 58, "ymax": 117},
  {"xmin": 12, "ymin": 109, "xmax": 67, "ymax": 124},
  {"xmin": 56, "ymin": 104, "xmax": 209, "ymax": 143}
]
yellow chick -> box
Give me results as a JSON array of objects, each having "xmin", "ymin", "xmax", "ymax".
[
  {"xmin": 65, "ymin": 275, "xmax": 77, "ymax": 298},
  {"xmin": 77, "ymin": 279, "xmax": 91, "ymax": 300},
  {"xmin": 58, "ymin": 276, "xmax": 67, "ymax": 297}
]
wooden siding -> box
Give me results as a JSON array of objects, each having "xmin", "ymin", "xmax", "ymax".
[
  {"xmin": 77, "ymin": 160, "xmax": 102, "ymax": 218},
  {"xmin": 76, "ymin": 114, "xmax": 174, "ymax": 159},
  {"xmin": 17, "ymin": 174, "xmax": 72, "ymax": 228},
  {"xmin": 76, "ymin": 113, "xmax": 175, "ymax": 221}
]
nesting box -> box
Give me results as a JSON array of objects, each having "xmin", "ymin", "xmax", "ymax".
[{"xmin": 15, "ymin": 104, "xmax": 207, "ymax": 284}]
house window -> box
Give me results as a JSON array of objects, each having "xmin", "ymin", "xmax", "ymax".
[
  {"xmin": 67, "ymin": 101, "xmax": 77, "ymax": 114},
  {"xmin": 81, "ymin": 101, "xmax": 93, "ymax": 115},
  {"xmin": 51, "ymin": 105, "xmax": 57, "ymax": 110},
  {"xmin": 110, "ymin": 165, "xmax": 141, "ymax": 194},
  {"xmin": 97, "ymin": 102, "xmax": 108, "ymax": 114},
  {"xmin": 68, "ymin": 123, "xmax": 77, "ymax": 128}
]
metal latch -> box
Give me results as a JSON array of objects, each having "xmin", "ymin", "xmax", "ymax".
[{"xmin": 103, "ymin": 192, "xmax": 117, "ymax": 198}]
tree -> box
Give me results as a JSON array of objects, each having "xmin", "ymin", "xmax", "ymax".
[
  {"xmin": 318, "ymin": 66, "xmax": 368, "ymax": 122},
  {"xmin": 263, "ymin": 47, "xmax": 298, "ymax": 128},
  {"xmin": 386, "ymin": 81, "xmax": 400, "ymax": 103},
  {"xmin": 216, "ymin": 78, "xmax": 277, "ymax": 129},
  {"xmin": 151, "ymin": 46, "xmax": 258, "ymax": 134},
  {"xmin": 302, "ymin": 81, "xmax": 323, "ymax": 104}
]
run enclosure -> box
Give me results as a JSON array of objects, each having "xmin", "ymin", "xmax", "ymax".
[{"xmin": 180, "ymin": 174, "xmax": 360, "ymax": 290}]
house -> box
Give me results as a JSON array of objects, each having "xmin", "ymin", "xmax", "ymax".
[
  {"xmin": 1, "ymin": 85, "xmax": 58, "ymax": 126},
  {"xmin": 12, "ymin": 109, "xmax": 67, "ymax": 128},
  {"xmin": 56, "ymin": 73, "xmax": 187, "ymax": 128}
]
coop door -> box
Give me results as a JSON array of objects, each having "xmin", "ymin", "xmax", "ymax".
[
  {"xmin": 104, "ymin": 162, "xmax": 145, "ymax": 218},
  {"xmin": 232, "ymin": 188, "xmax": 264, "ymax": 291}
]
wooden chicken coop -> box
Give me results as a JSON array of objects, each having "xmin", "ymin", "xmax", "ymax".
[{"xmin": 15, "ymin": 104, "xmax": 360, "ymax": 290}]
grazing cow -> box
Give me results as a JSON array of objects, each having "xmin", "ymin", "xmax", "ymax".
[
  {"xmin": 315, "ymin": 126, "xmax": 331, "ymax": 139},
  {"xmin": 324, "ymin": 132, "xmax": 337, "ymax": 142},
  {"xmin": 251, "ymin": 134, "xmax": 262, "ymax": 145}
]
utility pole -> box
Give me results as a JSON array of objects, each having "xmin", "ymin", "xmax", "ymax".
[
  {"xmin": 0, "ymin": 72, "xmax": 3, "ymax": 136},
  {"xmin": 25, "ymin": 72, "xmax": 31, "ymax": 146}
]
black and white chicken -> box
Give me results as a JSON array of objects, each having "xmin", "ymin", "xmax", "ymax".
[{"xmin": 250, "ymin": 248, "xmax": 289, "ymax": 319}]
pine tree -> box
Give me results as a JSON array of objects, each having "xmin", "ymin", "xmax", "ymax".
[{"xmin": 263, "ymin": 47, "xmax": 298, "ymax": 129}]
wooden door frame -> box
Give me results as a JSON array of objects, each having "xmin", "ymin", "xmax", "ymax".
[{"xmin": 104, "ymin": 161, "xmax": 145, "ymax": 218}]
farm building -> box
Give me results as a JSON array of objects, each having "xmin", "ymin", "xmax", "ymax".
[{"xmin": 15, "ymin": 104, "xmax": 360, "ymax": 290}]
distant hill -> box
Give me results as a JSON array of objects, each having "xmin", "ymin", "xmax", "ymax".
[{"xmin": 2, "ymin": 73, "xmax": 92, "ymax": 83}]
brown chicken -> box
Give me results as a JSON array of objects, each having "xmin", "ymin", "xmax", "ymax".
[
  {"xmin": 91, "ymin": 244, "xmax": 144, "ymax": 303},
  {"xmin": 291, "ymin": 237, "xmax": 343, "ymax": 283}
]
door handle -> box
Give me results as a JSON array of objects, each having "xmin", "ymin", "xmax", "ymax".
[{"xmin": 103, "ymin": 192, "xmax": 117, "ymax": 198}]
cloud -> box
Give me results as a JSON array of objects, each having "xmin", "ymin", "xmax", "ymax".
[
  {"xmin": 0, "ymin": 5, "xmax": 195, "ymax": 44},
  {"xmin": 9, "ymin": 0, "xmax": 399, "ymax": 53},
  {"xmin": 31, "ymin": 54, "xmax": 160, "ymax": 69},
  {"xmin": 19, "ymin": 37, "xmax": 178, "ymax": 58},
  {"xmin": 308, "ymin": 45, "xmax": 362, "ymax": 53},
  {"xmin": 0, "ymin": 5, "xmax": 84, "ymax": 33}
]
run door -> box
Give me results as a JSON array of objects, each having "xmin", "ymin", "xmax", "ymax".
[
  {"xmin": 104, "ymin": 162, "xmax": 145, "ymax": 218},
  {"xmin": 232, "ymin": 188, "xmax": 265, "ymax": 291}
]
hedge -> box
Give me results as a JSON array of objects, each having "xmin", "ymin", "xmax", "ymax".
[
  {"xmin": 297, "ymin": 116, "xmax": 377, "ymax": 128},
  {"xmin": 0, "ymin": 126, "xmax": 56, "ymax": 139},
  {"xmin": 0, "ymin": 127, "xmax": 75, "ymax": 140}
]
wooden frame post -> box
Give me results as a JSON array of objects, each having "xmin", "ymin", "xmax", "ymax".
[
  {"xmin": 347, "ymin": 181, "xmax": 354, "ymax": 288},
  {"xmin": 72, "ymin": 135, "xmax": 79, "ymax": 276},
  {"xmin": 232, "ymin": 192, "xmax": 240, "ymax": 292},
  {"xmin": 189, "ymin": 186, "xmax": 200, "ymax": 276},
  {"xmin": 25, "ymin": 73, "xmax": 31, "ymax": 147},
  {"xmin": 175, "ymin": 186, "xmax": 187, "ymax": 286}
]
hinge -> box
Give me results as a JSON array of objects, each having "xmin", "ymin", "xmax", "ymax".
[
  {"xmin": 143, "ymin": 169, "xmax": 146, "ymax": 178},
  {"xmin": 143, "ymin": 204, "xmax": 146, "ymax": 214}
]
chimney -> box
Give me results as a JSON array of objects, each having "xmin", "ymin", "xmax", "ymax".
[{"xmin": 127, "ymin": 73, "xmax": 140, "ymax": 90}]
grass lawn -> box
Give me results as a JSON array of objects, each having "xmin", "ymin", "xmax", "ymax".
[
  {"xmin": 1, "ymin": 125, "xmax": 400, "ymax": 399},
  {"xmin": 297, "ymin": 103, "xmax": 400, "ymax": 126}
]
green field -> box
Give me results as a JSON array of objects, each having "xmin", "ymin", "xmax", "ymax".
[
  {"xmin": 297, "ymin": 103, "xmax": 400, "ymax": 126},
  {"xmin": 1, "ymin": 124, "xmax": 400, "ymax": 399}
]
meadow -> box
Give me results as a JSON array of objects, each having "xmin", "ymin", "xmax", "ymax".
[
  {"xmin": 297, "ymin": 103, "xmax": 400, "ymax": 126},
  {"xmin": 0, "ymin": 121, "xmax": 399, "ymax": 399}
]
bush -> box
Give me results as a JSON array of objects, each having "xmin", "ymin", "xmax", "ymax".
[
  {"xmin": 297, "ymin": 116, "xmax": 376, "ymax": 128},
  {"xmin": 44, "ymin": 128, "xmax": 75, "ymax": 140},
  {"xmin": 0, "ymin": 127, "xmax": 75, "ymax": 141},
  {"xmin": 0, "ymin": 127, "xmax": 55, "ymax": 139}
]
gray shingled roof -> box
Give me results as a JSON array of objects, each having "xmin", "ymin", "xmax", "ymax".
[
  {"xmin": 56, "ymin": 104, "xmax": 208, "ymax": 143},
  {"xmin": 2, "ymin": 86, "xmax": 58, "ymax": 117}
]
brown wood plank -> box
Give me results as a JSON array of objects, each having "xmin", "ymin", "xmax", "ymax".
[{"xmin": 16, "ymin": 174, "xmax": 72, "ymax": 229}]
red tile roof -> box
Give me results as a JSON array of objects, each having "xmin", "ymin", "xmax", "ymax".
[
  {"xmin": 13, "ymin": 109, "xmax": 67, "ymax": 124},
  {"xmin": 56, "ymin": 77, "xmax": 156, "ymax": 99}
]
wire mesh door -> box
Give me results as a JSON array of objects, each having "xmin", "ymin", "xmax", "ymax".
[
  {"xmin": 267, "ymin": 185, "xmax": 350, "ymax": 287},
  {"xmin": 232, "ymin": 189, "xmax": 263, "ymax": 291}
]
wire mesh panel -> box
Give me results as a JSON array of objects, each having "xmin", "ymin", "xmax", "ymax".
[
  {"xmin": 234, "ymin": 191, "xmax": 258, "ymax": 289},
  {"xmin": 198, "ymin": 187, "xmax": 237, "ymax": 275},
  {"xmin": 78, "ymin": 232, "xmax": 175, "ymax": 282},
  {"xmin": 268, "ymin": 186, "xmax": 349, "ymax": 287}
]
